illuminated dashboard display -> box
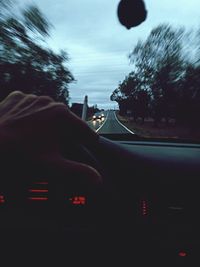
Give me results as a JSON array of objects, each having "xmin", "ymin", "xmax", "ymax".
[
  {"xmin": 28, "ymin": 181, "xmax": 49, "ymax": 201},
  {"xmin": 69, "ymin": 196, "xmax": 86, "ymax": 206},
  {"xmin": 0, "ymin": 194, "xmax": 5, "ymax": 204}
]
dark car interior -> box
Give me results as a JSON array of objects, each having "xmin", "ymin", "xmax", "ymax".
[
  {"xmin": 0, "ymin": 0, "xmax": 200, "ymax": 266},
  {"xmin": 1, "ymin": 134, "xmax": 200, "ymax": 266}
]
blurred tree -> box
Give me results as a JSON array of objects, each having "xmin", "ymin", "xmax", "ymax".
[
  {"xmin": 111, "ymin": 23, "xmax": 200, "ymax": 131},
  {"xmin": 111, "ymin": 72, "xmax": 149, "ymax": 122},
  {"xmin": 176, "ymin": 65, "xmax": 200, "ymax": 128},
  {"xmin": 0, "ymin": 2, "xmax": 74, "ymax": 104},
  {"xmin": 129, "ymin": 24, "xmax": 185, "ymax": 126}
]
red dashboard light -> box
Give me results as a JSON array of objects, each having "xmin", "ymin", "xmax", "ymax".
[
  {"xmin": 28, "ymin": 182, "xmax": 49, "ymax": 201},
  {"xmin": 28, "ymin": 197, "xmax": 48, "ymax": 201},
  {"xmin": 28, "ymin": 189, "xmax": 48, "ymax": 193},
  {"xmin": 141, "ymin": 200, "xmax": 148, "ymax": 216},
  {"xmin": 178, "ymin": 251, "xmax": 187, "ymax": 257},
  {"xmin": 0, "ymin": 195, "xmax": 5, "ymax": 204},
  {"xmin": 69, "ymin": 196, "xmax": 86, "ymax": 205}
]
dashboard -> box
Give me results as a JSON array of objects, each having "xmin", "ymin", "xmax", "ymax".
[{"xmin": 1, "ymin": 135, "xmax": 200, "ymax": 266}]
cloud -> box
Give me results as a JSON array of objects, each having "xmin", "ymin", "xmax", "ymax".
[{"xmin": 17, "ymin": 0, "xmax": 200, "ymax": 109}]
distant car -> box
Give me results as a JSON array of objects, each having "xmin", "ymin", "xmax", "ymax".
[
  {"xmin": 92, "ymin": 115, "xmax": 97, "ymax": 120},
  {"xmin": 97, "ymin": 115, "xmax": 102, "ymax": 120},
  {"xmin": 93, "ymin": 114, "xmax": 103, "ymax": 121}
]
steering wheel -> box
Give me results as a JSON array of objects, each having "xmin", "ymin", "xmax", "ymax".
[{"xmin": 0, "ymin": 135, "xmax": 140, "ymax": 266}]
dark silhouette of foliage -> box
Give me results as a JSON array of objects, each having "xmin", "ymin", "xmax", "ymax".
[
  {"xmin": 0, "ymin": 2, "xmax": 74, "ymax": 104},
  {"xmin": 110, "ymin": 72, "xmax": 149, "ymax": 122},
  {"xmin": 111, "ymin": 23, "xmax": 200, "ymax": 129}
]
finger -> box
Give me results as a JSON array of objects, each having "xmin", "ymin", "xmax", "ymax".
[
  {"xmin": 10, "ymin": 95, "xmax": 54, "ymax": 117},
  {"xmin": 51, "ymin": 104, "xmax": 99, "ymax": 145},
  {"xmin": 11, "ymin": 102, "xmax": 99, "ymax": 145},
  {"xmin": 0, "ymin": 91, "xmax": 26, "ymax": 115},
  {"xmin": 0, "ymin": 92, "xmax": 98, "ymax": 146},
  {"xmin": 7, "ymin": 94, "xmax": 38, "ymax": 116}
]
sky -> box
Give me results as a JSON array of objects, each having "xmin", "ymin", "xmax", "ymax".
[{"xmin": 17, "ymin": 0, "xmax": 199, "ymax": 109}]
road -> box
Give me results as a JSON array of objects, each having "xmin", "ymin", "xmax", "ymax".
[{"xmin": 88, "ymin": 110, "xmax": 134, "ymax": 134}]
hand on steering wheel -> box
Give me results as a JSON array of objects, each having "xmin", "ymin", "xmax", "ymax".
[{"xmin": 0, "ymin": 91, "xmax": 102, "ymax": 189}]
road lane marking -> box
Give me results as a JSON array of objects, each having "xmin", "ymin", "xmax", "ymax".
[
  {"xmin": 113, "ymin": 111, "xmax": 134, "ymax": 134},
  {"xmin": 96, "ymin": 111, "xmax": 109, "ymax": 132}
]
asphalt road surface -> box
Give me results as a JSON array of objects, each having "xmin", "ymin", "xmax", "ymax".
[{"xmin": 88, "ymin": 110, "xmax": 134, "ymax": 134}]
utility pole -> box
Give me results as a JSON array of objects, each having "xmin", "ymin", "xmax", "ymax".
[{"xmin": 82, "ymin": 95, "xmax": 88, "ymax": 121}]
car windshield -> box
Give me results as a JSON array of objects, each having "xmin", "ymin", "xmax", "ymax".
[{"xmin": 1, "ymin": 0, "xmax": 200, "ymax": 142}]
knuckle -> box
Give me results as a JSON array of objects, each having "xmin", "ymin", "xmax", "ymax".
[
  {"xmin": 23, "ymin": 94, "xmax": 38, "ymax": 103},
  {"xmin": 35, "ymin": 96, "xmax": 55, "ymax": 107},
  {"xmin": 38, "ymin": 95, "xmax": 54, "ymax": 102},
  {"xmin": 9, "ymin": 91, "xmax": 25, "ymax": 98},
  {"xmin": 26, "ymin": 94, "xmax": 37, "ymax": 99}
]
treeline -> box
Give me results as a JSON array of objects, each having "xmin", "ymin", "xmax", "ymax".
[
  {"xmin": 0, "ymin": 1, "xmax": 74, "ymax": 104},
  {"xmin": 111, "ymin": 24, "xmax": 200, "ymax": 128}
]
